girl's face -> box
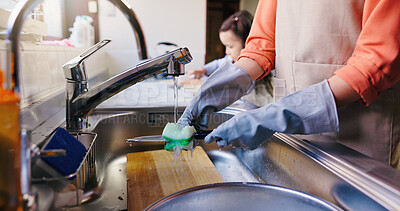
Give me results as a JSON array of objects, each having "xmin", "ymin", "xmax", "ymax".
[{"xmin": 219, "ymin": 30, "xmax": 243, "ymax": 62}]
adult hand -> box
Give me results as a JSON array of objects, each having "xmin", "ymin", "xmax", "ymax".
[
  {"xmin": 205, "ymin": 80, "xmax": 339, "ymax": 149},
  {"xmin": 178, "ymin": 62, "xmax": 253, "ymax": 130}
]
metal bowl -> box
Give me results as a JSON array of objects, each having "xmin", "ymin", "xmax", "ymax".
[{"xmin": 145, "ymin": 182, "xmax": 342, "ymax": 211}]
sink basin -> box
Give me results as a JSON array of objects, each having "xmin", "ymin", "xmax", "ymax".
[{"xmin": 145, "ymin": 182, "xmax": 340, "ymax": 211}]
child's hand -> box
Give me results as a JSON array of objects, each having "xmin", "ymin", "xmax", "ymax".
[{"xmin": 186, "ymin": 68, "xmax": 207, "ymax": 80}]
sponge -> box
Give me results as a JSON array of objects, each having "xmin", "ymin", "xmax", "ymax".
[
  {"xmin": 162, "ymin": 123, "xmax": 196, "ymax": 151},
  {"xmin": 41, "ymin": 128, "xmax": 87, "ymax": 177}
]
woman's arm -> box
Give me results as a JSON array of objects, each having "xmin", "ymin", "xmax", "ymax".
[
  {"xmin": 238, "ymin": 0, "xmax": 277, "ymax": 79},
  {"xmin": 334, "ymin": 0, "xmax": 400, "ymax": 105},
  {"xmin": 235, "ymin": 57, "xmax": 264, "ymax": 81},
  {"xmin": 328, "ymin": 76, "xmax": 360, "ymax": 108}
]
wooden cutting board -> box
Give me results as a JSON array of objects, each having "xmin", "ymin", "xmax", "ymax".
[{"xmin": 126, "ymin": 147, "xmax": 224, "ymax": 211}]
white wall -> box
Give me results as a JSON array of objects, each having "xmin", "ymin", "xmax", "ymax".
[
  {"xmin": 42, "ymin": 0, "xmax": 64, "ymax": 38},
  {"xmin": 0, "ymin": 41, "xmax": 106, "ymax": 108},
  {"xmin": 240, "ymin": 0, "xmax": 259, "ymax": 16},
  {"xmin": 98, "ymin": 0, "xmax": 207, "ymax": 73}
]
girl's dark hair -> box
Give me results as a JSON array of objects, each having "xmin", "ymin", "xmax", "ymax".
[{"xmin": 219, "ymin": 10, "xmax": 253, "ymax": 45}]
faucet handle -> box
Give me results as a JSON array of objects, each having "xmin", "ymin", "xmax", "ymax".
[
  {"xmin": 63, "ymin": 39, "xmax": 111, "ymax": 81},
  {"xmin": 79, "ymin": 39, "xmax": 111, "ymax": 62}
]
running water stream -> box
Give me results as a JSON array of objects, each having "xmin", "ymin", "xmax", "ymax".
[
  {"xmin": 173, "ymin": 76, "xmax": 178, "ymax": 123},
  {"xmin": 170, "ymin": 76, "xmax": 196, "ymax": 167}
]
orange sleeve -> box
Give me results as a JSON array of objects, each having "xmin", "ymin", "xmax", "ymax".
[
  {"xmin": 238, "ymin": 0, "xmax": 277, "ymax": 80},
  {"xmin": 334, "ymin": 0, "xmax": 400, "ymax": 105}
]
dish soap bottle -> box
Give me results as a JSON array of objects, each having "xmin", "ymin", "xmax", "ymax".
[{"xmin": 0, "ymin": 68, "xmax": 22, "ymax": 210}]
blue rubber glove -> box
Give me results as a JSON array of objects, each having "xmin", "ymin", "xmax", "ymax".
[
  {"xmin": 178, "ymin": 62, "xmax": 253, "ymax": 130},
  {"xmin": 205, "ymin": 80, "xmax": 339, "ymax": 149}
]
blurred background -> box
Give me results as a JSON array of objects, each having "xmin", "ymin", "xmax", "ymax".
[
  {"xmin": 0, "ymin": 0, "xmax": 258, "ymax": 106},
  {"xmin": 1, "ymin": 0, "xmax": 258, "ymax": 68}
]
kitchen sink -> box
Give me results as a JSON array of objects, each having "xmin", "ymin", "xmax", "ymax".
[
  {"xmin": 62, "ymin": 106, "xmax": 263, "ymax": 210},
  {"xmin": 35, "ymin": 106, "xmax": 398, "ymax": 210}
]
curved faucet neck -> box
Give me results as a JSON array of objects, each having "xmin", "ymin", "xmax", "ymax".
[{"xmin": 65, "ymin": 47, "xmax": 192, "ymax": 131}]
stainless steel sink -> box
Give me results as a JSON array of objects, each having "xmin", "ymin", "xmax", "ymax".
[
  {"xmin": 64, "ymin": 106, "xmax": 262, "ymax": 210},
  {"xmin": 42, "ymin": 106, "xmax": 399, "ymax": 210}
]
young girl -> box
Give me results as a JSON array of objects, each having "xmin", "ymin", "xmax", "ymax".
[{"xmin": 184, "ymin": 10, "xmax": 273, "ymax": 107}]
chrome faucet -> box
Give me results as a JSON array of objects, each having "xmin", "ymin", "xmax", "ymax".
[{"xmin": 63, "ymin": 40, "xmax": 192, "ymax": 131}]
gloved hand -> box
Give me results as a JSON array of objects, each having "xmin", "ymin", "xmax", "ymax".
[
  {"xmin": 205, "ymin": 80, "xmax": 339, "ymax": 149},
  {"xmin": 178, "ymin": 61, "xmax": 253, "ymax": 130}
]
